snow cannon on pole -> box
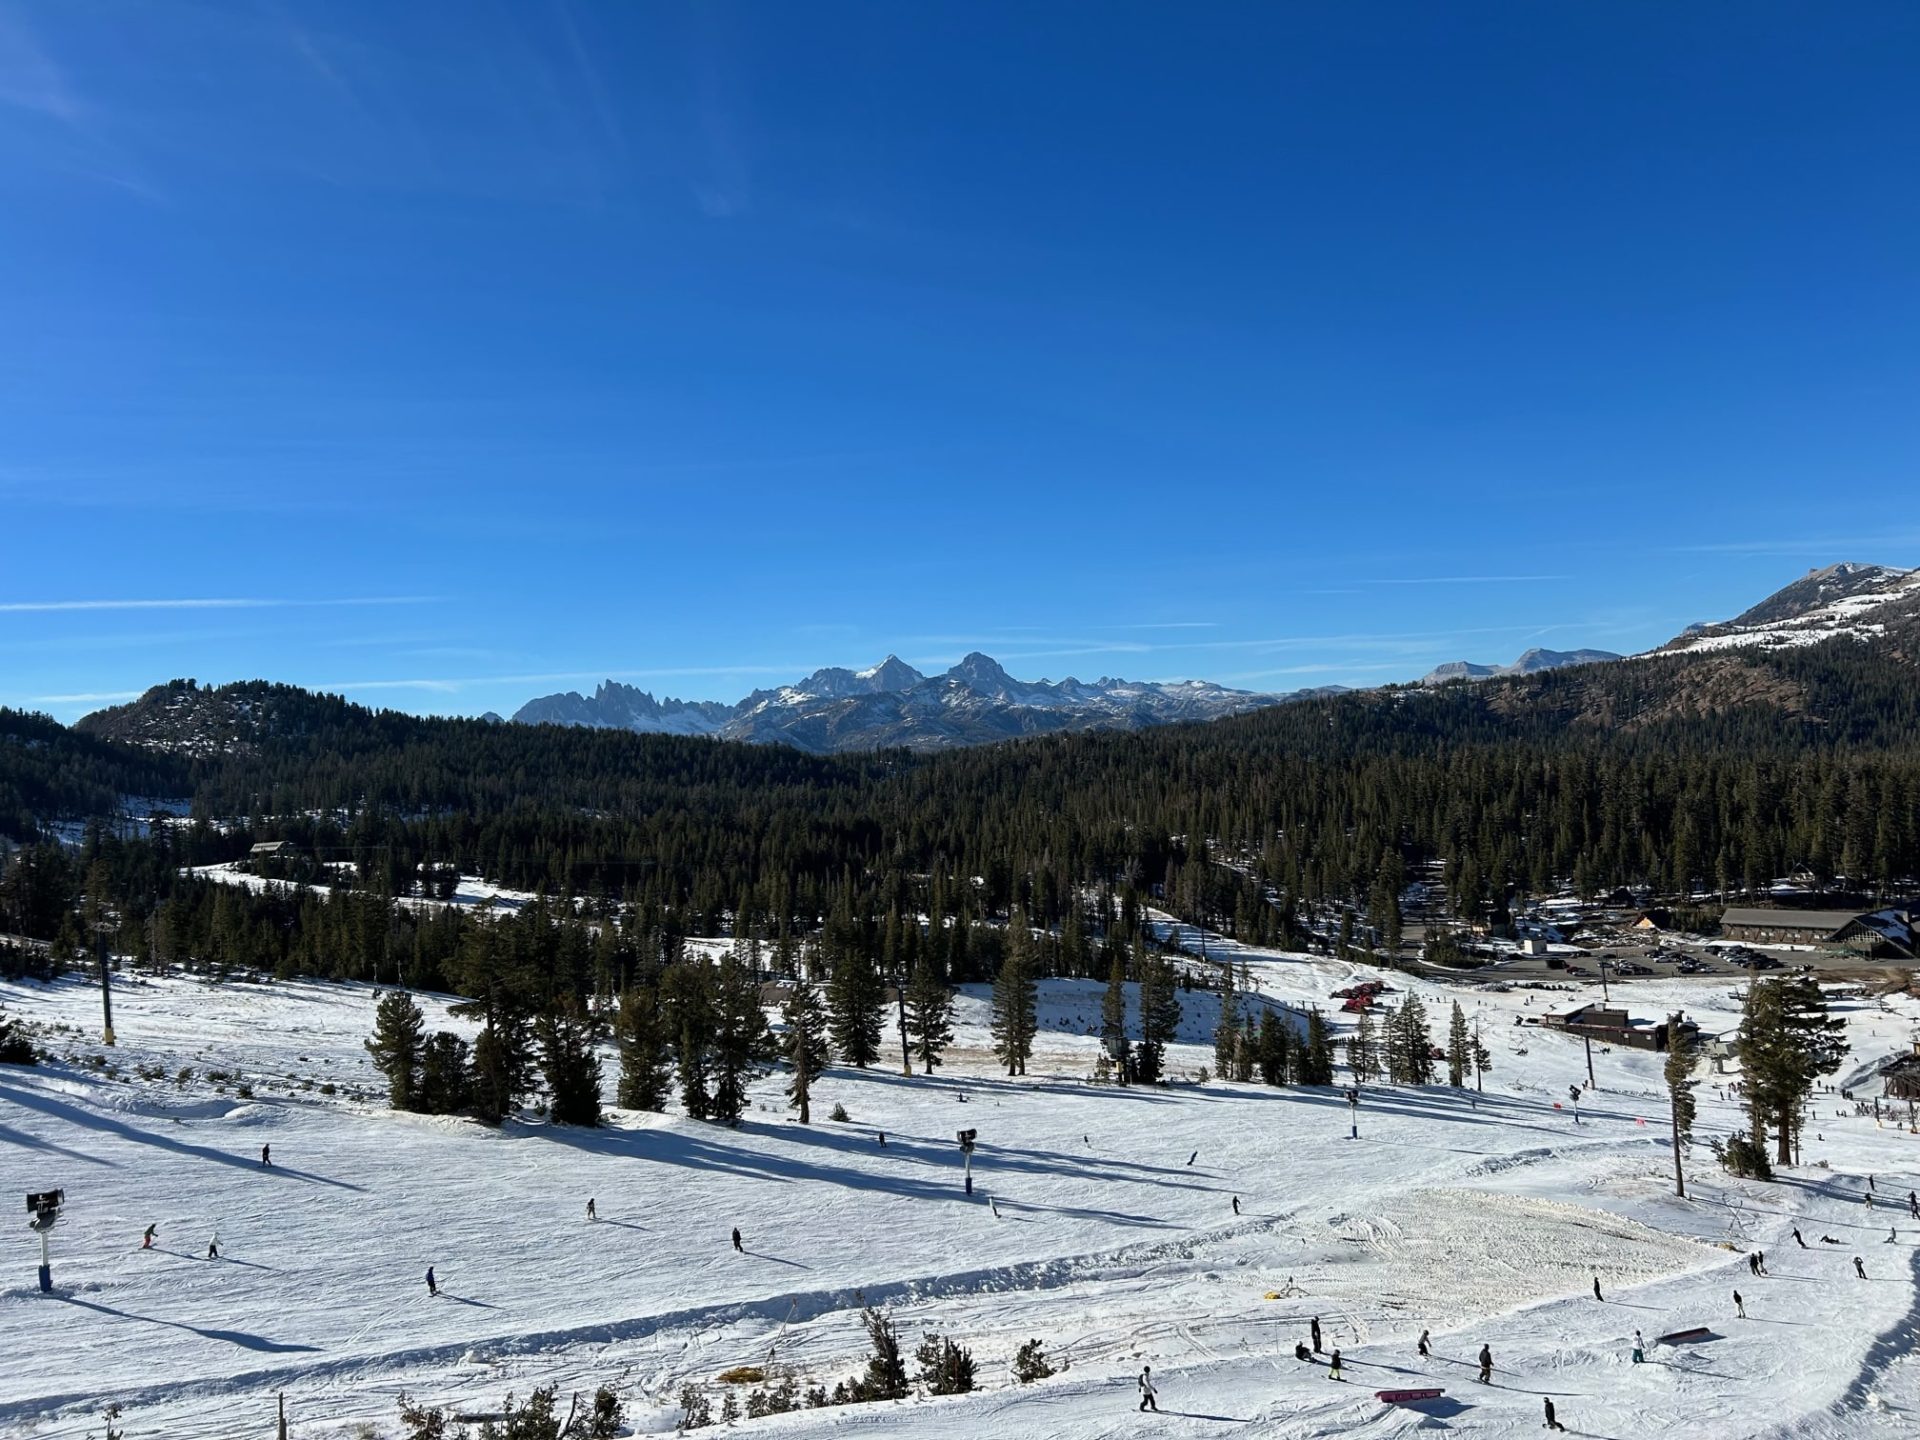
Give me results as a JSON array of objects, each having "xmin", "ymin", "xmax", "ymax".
[
  {"xmin": 1346, "ymin": 1086, "xmax": 1359, "ymax": 1140},
  {"xmin": 957, "ymin": 1129, "xmax": 977, "ymax": 1195},
  {"xmin": 27, "ymin": 1189, "xmax": 63, "ymax": 1293}
]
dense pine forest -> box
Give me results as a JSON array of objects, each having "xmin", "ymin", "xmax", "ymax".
[{"xmin": 4, "ymin": 641, "xmax": 1920, "ymax": 1002}]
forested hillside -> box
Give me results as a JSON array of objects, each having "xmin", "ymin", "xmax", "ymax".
[{"xmin": 3, "ymin": 639, "xmax": 1916, "ymax": 999}]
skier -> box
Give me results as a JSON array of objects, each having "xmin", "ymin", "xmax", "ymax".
[
  {"xmin": 1734, "ymin": 1290, "xmax": 1744, "ymax": 1318},
  {"xmin": 261, "ymin": 1144, "xmax": 271, "ymax": 1166},
  {"xmin": 1137, "ymin": 1365, "xmax": 1158, "ymax": 1412},
  {"xmin": 989, "ymin": 1197, "xmax": 1000, "ymax": 1218},
  {"xmin": 1747, "ymin": 1253, "xmax": 1759, "ymax": 1276},
  {"xmin": 1855, "ymin": 1257, "xmax": 1867, "ymax": 1279},
  {"xmin": 1417, "ymin": 1329, "xmax": 1430, "ymax": 1358},
  {"xmin": 1888, "ymin": 1227, "xmax": 1899, "ymax": 1244},
  {"xmin": 207, "ymin": 1237, "xmax": 219, "ymax": 1260},
  {"xmin": 142, "ymin": 1224, "xmax": 157, "ymax": 1250},
  {"xmin": 1544, "ymin": 1396, "xmax": 1566, "ymax": 1432},
  {"xmin": 1866, "ymin": 1192, "xmax": 1875, "ymax": 1211},
  {"xmin": 1328, "ymin": 1348, "xmax": 1344, "ymax": 1381},
  {"xmin": 426, "ymin": 1266, "xmax": 437, "ymax": 1296},
  {"xmin": 1477, "ymin": 1344, "xmax": 1493, "ymax": 1384},
  {"xmin": 1757, "ymin": 1250, "xmax": 1768, "ymax": 1276},
  {"xmin": 1909, "ymin": 1191, "xmax": 1918, "ymax": 1219},
  {"xmin": 877, "ymin": 1132, "xmax": 885, "ymax": 1146},
  {"xmin": 1793, "ymin": 1227, "xmax": 1807, "ymax": 1248},
  {"xmin": 1188, "ymin": 1150, "xmax": 1199, "ymax": 1166},
  {"xmin": 732, "ymin": 1227, "xmax": 744, "ymax": 1253},
  {"xmin": 1592, "ymin": 1274, "xmax": 1604, "ymax": 1302},
  {"xmin": 586, "ymin": 1198, "xmax": 596, "ymax": 1221},
  {"xmin": 1870, "ymin": 1173, "xmax": 1877, "ymax": 1192},
  {"xmin": 1232, "ymin": 1196, "xmax": 1241, "ymax": 1216},
  {"xmin": 1310, "ymin": 1316, "xmax": 1323, "ymax": 1354},
  {"xmin": 1631, "ymin": 1329, "xmax": 1644, "ymax": 1364}
]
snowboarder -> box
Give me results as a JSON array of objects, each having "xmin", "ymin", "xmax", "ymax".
[
  {"xmin": 1757, "ymin": 1250, "xmax": 1768, "ymax": 1275},
  {"xmin": 1544, "ymin": 1396, "xmax": 1565, "ymax": 1432},
  {"xmin": 260, "ymin": 1144, "xmax": 271, "ymax": 1166},
  {"xmin": 989, "ymin": 1197, "xmax": 1000, "ymax": 1218},
  {"xmin": 1821, "ymin": 1235, "xmax": 1842, "ymax": 1245},
  {"xmin": 426, "ymin": 1266, "xmax": 437, "ymax": 1296},
  {"xmin": 1311, "ymin": 1316, "xmax": 1323, "ymax": 1354},
  {"xmin": 1477, "ymin": 1345, "xmax": 1492, "ymax": 1384},
  {"xmin": 1888, "ymin": 1227, "xmax": 1899, "ymax": 1244},
  {"xmin": 732, "ymin": 1227, "xmax": 744, "ymax": 1253},
  {"xmin": 1909, "ymin": 1191, "xmax": 1918, "ymax": 1219},
  {"xmin": 1294, "ymin": 1341, "xmax": 1312, "ymax": 1362},
  {"xmin": 1232, "ymin": 1196, "xmax": 1240, "ymax": 1216},
  {"xmin": 1793, "ymin": 1227, "xmax": 1808, "ymax": 1248},
  {"xmin": 1855, "ymin": 1256, "xmax": 1867, "ymax": 1279},
  {"xmin": 1747, "ymin": 1252, "xmax": 1759, "ymax": 1276},
  {"xmin": 1417, "ymin": 1329, "xmax": 1430, "ymax": 1358},
  {"xmin": 1592, "ymin": 1274, "xmax": 1604, "ymax": 1302},
  {"xmin": 1734, "ymin": 1290, "xmax": 1744, "ymax": 1318},
  {"xmin": 586, "ymin": 1198, "xmax": 596, "ymax": 1221},
  {"xmin": 1188, "ymin": 1150, "xmax": 1198, "ymax": 1166},
  {"xmin": 141, "ymin": 1224, "xmax": 157, "ymax": 1250},
  {"xmin": 877, "ymin": 1132, "xmax": 885, "ymax": 1146},
  {"xmin": 207, "ymin": 1238, "xmax": 219, "ymax": 1260},
  {"xmin": 1869, "ymin": 1173, "xmax": 1877, "ymax": 1192},
  {"xmin": 1631, "ymin": 1330, "xmax": 1644, "ymax": 1364},
  {"xmin": 1328, "ymin": 1348, "xmax": 1344, "ymax": 1381},
  {"xmin": 1137, "ymin": 1366, "xmax": 1158, "ymax": 1412}
]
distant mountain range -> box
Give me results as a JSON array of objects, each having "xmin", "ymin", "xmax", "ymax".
[
  {"xmin": 511, "ymin": 653, "xmax": 1317, "ymax": 753},
  {"xmin": 1419, "ymin": 647, "xmax": 1623, "ymax": 686},
  {"xmin": 71, "ymin": 562, "xmax": 1918, "ymax": 759}
]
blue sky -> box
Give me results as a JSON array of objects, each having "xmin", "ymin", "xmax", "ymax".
[{"xmin": 3, "ymin": 3, "xmax": 1917, "ymax": 721}]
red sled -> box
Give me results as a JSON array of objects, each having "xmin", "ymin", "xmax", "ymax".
[{"xmin": 1376, "ymin": 1388, "xmax": 1444, "ymax": 1403}]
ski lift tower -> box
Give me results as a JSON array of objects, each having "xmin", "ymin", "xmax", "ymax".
[
  {"xmin": 957, "ymin": 1128, "xmax": 977, "ymax": 1195},
  {"xmin": 27, "ymin": 1189, "xmax": 63, "ymax": 1293}
]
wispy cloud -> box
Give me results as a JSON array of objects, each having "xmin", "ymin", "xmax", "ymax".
[
  {"xmin": 1669, "ymin": 533, "xmax": 1920, "ymax": 559},
  {"xmin": 0, "ymin": 596, "xmax": 441, "ymax": 613},
  {"xmin": 0, "ymin": 3, "xmax": 81, "ymax": 123},
  {"xmin": 316, "ymin": 664, "xmax": 811, "ymax": 696},
  {"xmin": 28, "ymin": 690, "xmax": 143, "ymax": 705}
]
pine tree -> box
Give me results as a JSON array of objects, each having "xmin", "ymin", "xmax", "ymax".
[
  {"xmin": 365, "ymin": 989, "xmax": 426, "ymax": 1112},
  {"xmin": 1446, "ymin": 1001, "xmax": 1470, "ymax": 1087},
  {"xmin": 1347, "ymin": 1008, "xmax": 1379, "ymax": 1083},
  {"xmin": 709, "ymin": 956, "xmax": 770, "ymax": 1126},
  {"xmin": 783, "ymin": 976, "xmax": 829, "ymax": 1122},
  {"xmin": 827, "ymin": 948, "xmax": 885, "ymax": 1069},
  {"xmin": 1385, "ymin": 994, "xmax": 1434, "ymax": 1084},
  {"xmin": 1100, "ymin": 953, "xmax": 1129, "ymax": 1084},
  {"xmin": 0, "ymin": 1003, "xmax": 36, "ymax": 1065},
  {"xmin": 903, "ymin": 958, "xmax": 954, "ymax": 1074},
  {"xmin": 990, "ymin": 916, "xmax": 1039, "ymax": 1076},
  {"xmin": 1136, "ymin": 949, "xmax": 1182, "ymax": 1084},
  {"xmin": 1297, "ymin": 1009, "xmax": 1334, "ymax": 1085},
  {"xmin": 616, "ymin": 984, "xmax": 674, "ymax": 1112},
  {"xmin": 1256, "ymin": 1006, "xmax": 1288, "ymax": 1085},
  {"xmin": 537, "ymin": 995, "xmax": 603, "ymax": 1127},
  {"xmin": 1741, "ymin": 975, "xmax": 1847, "ymax": 1166},
  {"xmin": 1664, "ymin": 1012, "xmax": 1697, "ymax": 1197},
  {"xmin": 662, "ymin": 962, "xmax": 713, "ymax": 1120},
  {"xmin": 419, "ymin": 1031, "xmax": 471, "ymax": 1114},
  {"xmin": 1213, "ymin": 969, "xmax": 1240, "ymax": 1077}
]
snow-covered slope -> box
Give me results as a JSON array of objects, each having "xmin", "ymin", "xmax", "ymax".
[
  {"xmin": 7, "ymin": 947, "xmax": 1920, "ymax": 1437},
  {"xmin": 1660, "ymin": 562, "xmax": 1920, "ymax": 656}
]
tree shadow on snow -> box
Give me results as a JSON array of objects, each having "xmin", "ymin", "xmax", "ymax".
[
  {"xmin": 0, "ymin": 1080, "xmax": 365, "ymax": 1192},
  {"xmin": 0, "ymin": 1120, "xmax": 118, "ymax": 1167},
  {"xmin": 56, "ymin": 1295, "xmax": 319, "ymax": 1353}
]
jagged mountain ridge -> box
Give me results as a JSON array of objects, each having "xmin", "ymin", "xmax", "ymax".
[
  {"xmin": 1420, "ymin": 647, "xmax": 1622, "ymax": 686},
  {"xmin": 512, "ymin": 653, "xmax": 1293, "ymax": 752}
]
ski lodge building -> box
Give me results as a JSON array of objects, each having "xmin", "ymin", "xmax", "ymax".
[
  {"xmin": 1718, "ymin": 906, "xmax": 1917, "ymax": 959},
  {"xmin": 1537, "ymin": 1003, "xmax": 1687, "ymax": 1052}
]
